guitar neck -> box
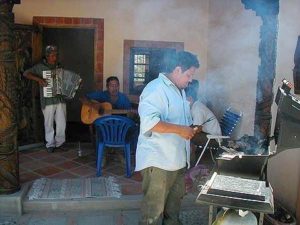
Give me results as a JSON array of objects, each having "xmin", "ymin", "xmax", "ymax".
[{"xmin": 109, "ymin": 109, "xmax": 136, "ymax": 114}]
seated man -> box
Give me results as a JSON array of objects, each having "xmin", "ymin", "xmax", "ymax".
[
  {"xmin": 84, "ymin": 76, "xmax": 131, "ymax": 110},
  {"xmin": 190, "ymin": 101, "xmax": 221, "ymax": 136},
  {"xmin": 186, "ymin": 80, "xmax": 221, "ymax": 135},
  {"xmin": 81, "ymin": 76, "xmax": 136, "ymax": 166},
  {"xmin": 80, "ymin": 76, "xmax": 138, "ymax": 123},
  {"xmin": 185, "ymin": 80, "xmax": 221, "ymax": 165}
]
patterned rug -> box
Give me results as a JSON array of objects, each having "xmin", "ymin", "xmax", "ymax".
[{"xmin": 27, "ymin": 177, "xmax": 121, "ymax": 200}]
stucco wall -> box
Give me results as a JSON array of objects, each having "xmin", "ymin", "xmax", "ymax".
[
  {"xmin": 13, "ymin": 0, "xmax": 209, "ymax": 91},
  {"xmin": 206, "ymin": 0, "xmax": 260, "ymax": 138},
  {"xmin": 207, "ymin": 0, "xmax": 300, "ymax": 214}
]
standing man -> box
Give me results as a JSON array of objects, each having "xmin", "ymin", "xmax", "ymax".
[
  {"xmin": 24, "ymin": 45, "xmax": 66, "ymax": 153},
  {"xmin": 136, "ymin": 51, "xmax": 200, "ymax": 225},
  {"xmin": 84, "ymin": 76, "xmax": 131, "ymax": 110}
]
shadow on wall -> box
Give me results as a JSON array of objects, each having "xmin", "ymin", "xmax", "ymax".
[{"xmin": 293, "ymin": 36, "xmax": 300, "ymax": 94}]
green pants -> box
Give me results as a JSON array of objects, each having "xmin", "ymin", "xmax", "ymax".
[{"xmin": 139, "ymin": 167, "xmax": 186, "ymax": 225}]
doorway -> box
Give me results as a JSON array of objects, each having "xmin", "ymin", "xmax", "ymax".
[
  {"xmin": 31, "ymin": 17, "xmax": 104, "ymax": 143},
  {"xmin": 43, "ymin": 27, "xmax": 94, "ymax": 142},
  {"xmin": 31, "ymin": 16, "xmax": 104, "ymax": 143},
  {"xmin": 43, "ymin": 27, "xmax": 94, "ymax": 122}
]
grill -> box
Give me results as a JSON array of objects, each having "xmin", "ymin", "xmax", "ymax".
[
  {"xmin": 274, "ymin": 79, "xmax": 300, "ymax": 152},
  {"xmin": 196, "ymin": 79, "xmax": 300, "ymax": 224}
]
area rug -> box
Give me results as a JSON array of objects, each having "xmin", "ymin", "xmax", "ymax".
[{"xmin": 27, "ymin": 176, "xmax": 121, "ymax": 200}]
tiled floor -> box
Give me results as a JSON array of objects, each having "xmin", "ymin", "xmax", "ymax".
[
  {"xmin": 19, "ymin": 142, "xmax": 213, "ymax": 197},
  {"xmin": 19, "ymin": 142, "xmax": 143, "ymax": 196}
]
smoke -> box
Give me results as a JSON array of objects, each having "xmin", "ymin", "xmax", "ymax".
[
  {"xmin": 111, "ymin": 0, "xmax": 205, "ymax": 41},
  {"xmin": 202, "ymin": 0, "xmax": 262, "ymax": 137}
]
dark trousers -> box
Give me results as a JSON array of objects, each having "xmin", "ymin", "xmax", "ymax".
[{"xmin": 139, "ymin": 167, "xmax": 186, "ymax": 225}]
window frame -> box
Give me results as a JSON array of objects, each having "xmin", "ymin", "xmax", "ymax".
[
  {"xmin": 123, "ymin": 40, "xmax": 184, "ymax": 103},
  {"xmin": 130, "ymin": 48, "xmax": 150, "ymax": 94}
]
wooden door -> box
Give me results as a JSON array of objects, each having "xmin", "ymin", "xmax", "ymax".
[{"xmin": 15, "ymin": 24, "xmax": 44, "ymax": 145}]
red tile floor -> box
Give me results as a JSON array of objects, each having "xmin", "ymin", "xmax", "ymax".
[
  {"xmin": 19, "ymin": 142, "xmax": 143, "ymax": 195},
  {"xmin": 19, "ymin": 142, "xmax": 213, "ymax": 197}
]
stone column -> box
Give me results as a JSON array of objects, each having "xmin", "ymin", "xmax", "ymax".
[
  {"xmin": 242, "ymin": 0, "xmax": 279, "ymax": 141},
  {"xmin": 0, "ymin": 0, "xmax": 20, "ymax": 194}
]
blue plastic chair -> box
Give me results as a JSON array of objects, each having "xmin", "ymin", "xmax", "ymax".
[
  {"xmin": 94, "ymin": 115, "xmax": 137, "ymax": 177},
  {"xmin": 220, "ymin": 107, "xmax": 243, "ymax": 136},
  {"xmin": 194, "ymin": 107, "xmax": 242, "ymax": 166}
]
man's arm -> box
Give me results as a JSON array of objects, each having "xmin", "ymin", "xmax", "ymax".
[
  {"xmin": 151, "ymin": 121, "xmax": 199, "ymax": 140},
  {"xmin": 24, "ymin": 71, "xmax": 47, "ymax": 87},
  {"xmin": 85, "ymin": 91, "xmax": 106, "ymax": 103},
  {"xmin": 79, "ymin": 96, "xmax": 91, "ymax": 104},
  {"xmin": 123, "ymin": 94, "xmax": 132, "ymax": 109},
  {"xmin": 79, "ymin": 96, "xmax": 101, "ymax": 108}
]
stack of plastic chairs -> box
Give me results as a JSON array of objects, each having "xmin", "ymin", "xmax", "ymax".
[
  {"xmin": 220, "ymin": 107, "xmax": 243, "ymax": 136},
  {"xmin": 194, "ymin": 107, "xmax": 242, "ymax": 166}
]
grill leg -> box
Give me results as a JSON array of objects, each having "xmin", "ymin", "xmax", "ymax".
[
  {"xmin": 208, "ymin": 205, "xmax": 213, "ymax": 225},
  {"xmin": 259, "ymin": 213, "xmax": 264, "ymax": 225}
]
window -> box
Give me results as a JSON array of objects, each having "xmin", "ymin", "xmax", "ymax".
[
  {"xmin": 123, "ymin": 40, "xmax": 184, "ymax": 101},
  {"xmin": 131, "ymin": 51, "xmax": 150, "ymax": 92},
  {"xmin": 130, "ymin": 48, "xmax": 177, "ymax": 94}
]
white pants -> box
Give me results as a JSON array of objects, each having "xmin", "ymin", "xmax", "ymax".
[{"xmin": 42, "ymin": 103, "xmax": 67, "ymax": 148}]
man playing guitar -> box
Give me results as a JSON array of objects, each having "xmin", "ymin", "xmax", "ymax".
[
  {"xmin": 84, "ymin": 76, "xmax": 131, "ymax": 110},
  {"xmin": 80, "ymin": 76, "xmax": 137, "ymax": 124},
  {"xmin": 80, "ymin": 76, "xmax": 137, "ymax": 166},
  {"xmin": 81, "ymin": 76, "xmax": 131, "ymax": 109}
]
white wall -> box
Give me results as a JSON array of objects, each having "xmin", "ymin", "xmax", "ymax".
[
  {"xmin": 206, "ymin": 0, "xmax": 261, "ymax": 138},
  {"xmin": 207, "ymin": 0, "xmax": 300, "ymax": 214},
  {"xmin": 13, "ymin": 0, "xmax": 209, "ymax": 91}
]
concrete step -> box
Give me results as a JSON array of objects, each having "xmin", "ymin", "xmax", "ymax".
[
  {"xmin": 1, "ymin": 185, "xmax": 210, "ymax": 225},
  {"xmin": 0, "ymin": 182, "xmax": 30, "ymax": 215},
  {"xmin": 1, "ymin": 206, "xmax": 210, "ymax": 225},
  {"xmin": 23, "ymin": 195, "xmax": 142, "ymax": 213},
  {"xmin": 1, "ymin": 179, "xmax": 206, "ymax": 215},
  {"xmin": 22, "ymin": 193, "xmax": 202, "ymax": 213}
]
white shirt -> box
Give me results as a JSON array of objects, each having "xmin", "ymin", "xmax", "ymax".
[
  {"xmin": 191, "ymin": 100, "xmax": 222, "ymax": 135},
  {"xmin": 135, "ymin": 73, "xmax": 192, "ymax": 171}
]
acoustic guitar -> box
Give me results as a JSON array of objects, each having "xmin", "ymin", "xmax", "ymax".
[{"xmin": 81, "ymin": 101, "xmax": 137, "ymax": 124}]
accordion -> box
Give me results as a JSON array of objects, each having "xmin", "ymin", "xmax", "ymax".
[{"xmin": 42, "ymin": 68, "xmax": 82, "ymax": 99}]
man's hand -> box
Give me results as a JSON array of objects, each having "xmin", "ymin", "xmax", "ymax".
[
  {"xmin": 79, "ymin": 97, "xmax": 89, "ymax": 104},
  {"xmin": 79, "ymin": 97, "xmax": 97, "ymax": 106},
  {"xmin": 38, "ymin": 78, "xmax": 47, "ymax": 87},
  {"xmin": 191, "ymin": 125, "xmax": 202, "ymax": 134},
  {"xmin": 177, "ymin": 125, "xmax": 198, "ymax": 140},
  {"xmin": 151, "ymin": 121, "xmax": 200, "ymax": 140},
  {"xmin": 24, "ymin": 72, "xmax": 48, "ymax": 87}
]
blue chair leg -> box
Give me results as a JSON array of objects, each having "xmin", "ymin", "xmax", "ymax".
[
  {"xmin": 130, "ymin": 137, "xmax": 137, "ymax": 155},
  {"xmin": 125, "ymin": 144, "xmax": 131, "ymax": 177},
  {"xmin": 96, "ymin": 143, "xmax": 105, "ymax": 176},
  {"xmin": 95, "ymin": 134, "xmax": 99, "ymax": 159}
]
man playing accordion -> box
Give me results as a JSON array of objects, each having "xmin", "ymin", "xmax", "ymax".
[{"xmin": 24, "ymin": 45, "xmax": 67, "ymax": 153}]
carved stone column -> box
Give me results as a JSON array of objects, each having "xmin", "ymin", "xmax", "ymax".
[
  {"xmin": 242, "ymin": 0, "xmax": 279, "ymax": 141},
  {"xmin": 0, "ymin": 0, "xmax": 21, "ymax": 194}
]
